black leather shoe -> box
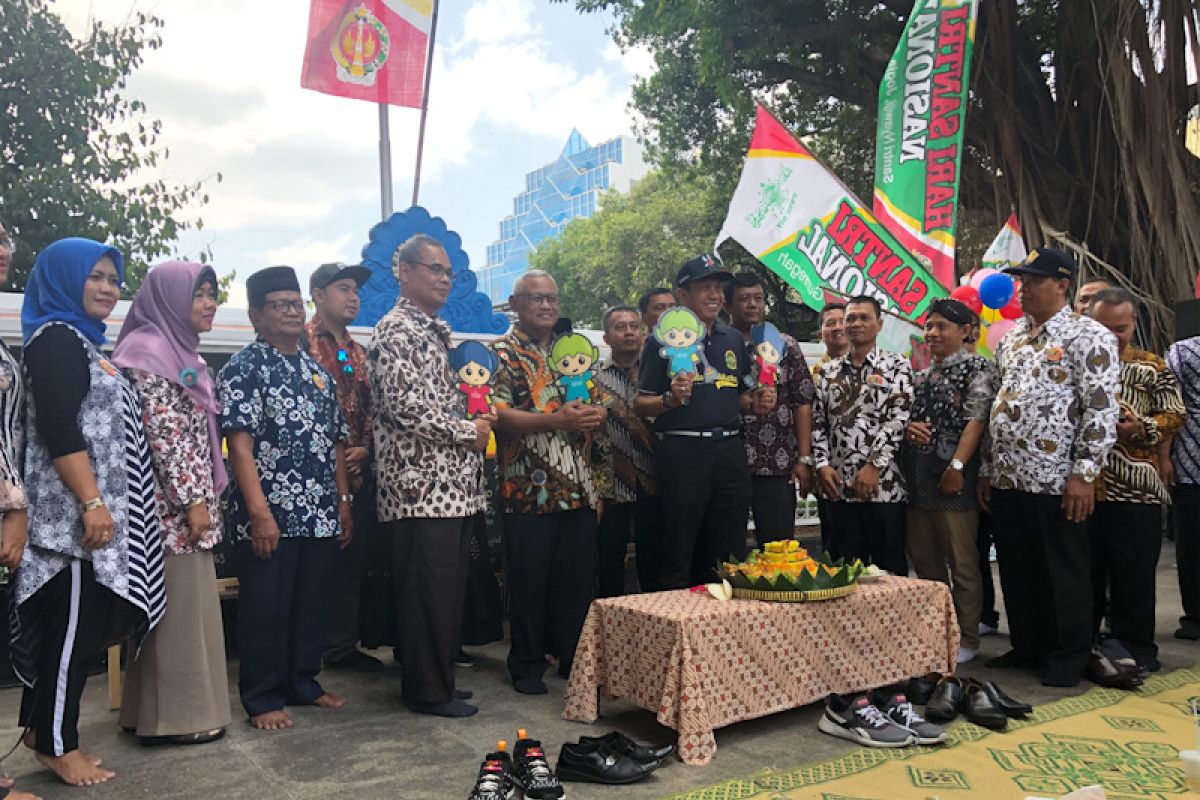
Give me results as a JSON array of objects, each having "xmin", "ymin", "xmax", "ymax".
[
  {"xmin": 905, "ymin": 672, "xmax": 942, "ymax": 706},
  {"xmin": 982, "ymin": 681, "xmax": 1032, "ymax": 717},
  {"xmin": 578, "ymin": 731, "xmax": 674, "ymax": 765},
  {"xmin": 963, "ymin": 679, "xmax": 1007, "ymax": 730},
  {"xmin": 923, "ymin": 676, "xmax": 965, "ymax": 722},
  {"xmin": 556, "ymin": 741, "xmax": 657, "ymax": 784},
  {"xmin": 1084, "ymin": 650, "xmax": 1143, "ymax": 690}
]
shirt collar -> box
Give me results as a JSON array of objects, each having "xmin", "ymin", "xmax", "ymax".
[
  {"xmin": 838, "ymin": 346, "xmax": 880, "ymax": 371},
  {"xmin": 1027, "ymin": 305, "xmax": 1072, "ymax": 339},
  {"xmin": 308, "ymin": 315, "xmax": 351, "ymax": 346},
  {"xmin": 512, "ymin": 324, "xmax": 553, "ymax": 353},
  {"xmin": 931, "ymin": 348, "xmax": 969, "ymax": 369},
  {"xmin": 395, "ymin": 296, "xmax": 451, "ymax": 338}
]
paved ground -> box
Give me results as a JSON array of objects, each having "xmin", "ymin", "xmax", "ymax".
[{"xmin": 1, "ymin": 541, "xmax": 1196, "ymax": 800}]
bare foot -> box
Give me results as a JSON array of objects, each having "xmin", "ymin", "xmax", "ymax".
[
  {"xmin": 312, "ymin": 692, "xmax": 345, "ymax": 709},
  {"xmin": 248, "ymin": 710, "xmax": 293, "ymax": 730},
  {"xmin": 0, "ymin": 777, "xmax": 42, "ymax": 800},
  {"xmin": 35, "ymin": 750, "xmax": 115, "ymax": 787},
  {"xmin": 22, "ymin": 732, "xmax": 102, "ymax": 766}
]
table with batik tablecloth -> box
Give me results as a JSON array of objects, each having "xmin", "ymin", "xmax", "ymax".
[{"xmin": 562, "ymin": 577, "xmax": 959, "ymax": 765}]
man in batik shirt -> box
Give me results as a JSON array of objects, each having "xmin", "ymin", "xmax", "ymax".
[
  {"xmin": 725, "ymin": 272, "xmax": 814, "ymax": 544},
  {"xmin": 220, "ymin": 266, "xmax": 353, "ymax": 731},
  {"xmin": 901, "ymin": 299, "xmax": 995, "ymax": 665},
  {"xmin": 594, "ymin": 304, "xmax": 661, "ymax": 595},
  {"xmin": 979, "ymin": 248, "xmax": 1120, "ymax": 688},
  {"xmin": 813, "ymin": 295, "xmax": 912, "ymax": 575},
  {"xmin": 1168, "ymin": 332, "xmax": 1200, "ymax": 640},
  {"xmin": 1087, "ymin": 288, "xmax": 1184, "ymax": 670},
  {"xmin": 305, "ymin": 261, "xmax": 381, "ymax": 673},
  {"xmin": 492, "ymin": 270, "xmax": 610, "ymax": 695}
]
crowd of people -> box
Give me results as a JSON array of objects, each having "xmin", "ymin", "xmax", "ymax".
[{"xmin": 0, "ymin": 222, "xmax": 1195, "ymax": 797}]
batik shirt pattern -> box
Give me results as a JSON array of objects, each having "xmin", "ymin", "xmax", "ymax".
[
  {"xmin": 812, "ymin": 347, "xmax": 912, "ymax": 503},
  {"xmin": 492, "ymin": 328, "xmax": 611, "ymax": 515},
  {"xmin": 595, "ymin": 360, "xmax": 657, "ymax": 503},
  {"xmin": 1096, "ymin": 346, "xmax": 1184, "ymax": 505},
  {"xmin": 305, "ymin": 317, "xmax": 372, "ymax": 451},
  {"xmin": 983, "ymin": 306, "xmax": 1119, "ymax": 495},
  {"xmin": 902, "ymin": 350, "xmax": 995, "ymax": 511},
  {"xmin": 367, "ymin": 297, "xmax": 485, "ymax": 521},
  {"xmin": 1167, "ymin": 336, "xmax": 1200, "ymax": 485},
  {"xmin": 741, "ymin": 333, "xmax": 814, "ymax": 476},
  {"xmin": 219, "ymin": 340, "xmax": 348, "ymax": 541}
]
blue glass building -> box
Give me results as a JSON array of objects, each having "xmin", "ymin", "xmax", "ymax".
[{"xmin": 476, "ymin": 130, "xmax": 648, "ymax": 304}]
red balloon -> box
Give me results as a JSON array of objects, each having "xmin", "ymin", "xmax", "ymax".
[
  {"xmin": 999, "ymin": 294, "xmax": 1023, "ymax": 320},
  {"xmin": 949, "ymin": 285, "xmax": 983, "ymax": 314}
]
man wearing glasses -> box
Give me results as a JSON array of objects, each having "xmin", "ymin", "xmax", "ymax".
[
  {"xmin": 219, "ymin": 265, "xmax": 354, "ymax": 730},
  {"xmin": 304, "ymin": 262, "xmax": 383, "ymax": 674},
  {"xmin": 492, "ymin": 270, "xmax": 611, "ymax": 695},
  {"xmin": 368, "ymin": 235, "xmax": 494, "ymax": 716}
]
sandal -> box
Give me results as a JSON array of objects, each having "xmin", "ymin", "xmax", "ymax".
[{"xmin": 139, "ymin": 728, "xmax": 225, "ymax": 747}]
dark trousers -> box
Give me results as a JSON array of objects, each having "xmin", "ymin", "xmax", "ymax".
[
  {"xmin": 752, "ymin": 475, "xmax": 797, "ymax": 546},
  {"xmin": 977, "ymin": 510, "xmax": 1000, "ymax": 628},
  {"xmin": 237, "ymin": 537, "xmax": 338, "ymax": 716},
  {"xmin": 324, "ymin": 477, "xmax": 376, "ymax": 663},
  {"xmin": 991, "ymin": 489, "xmax": 1092, "ymax": 681},
  {"xmin": 596, "ymin": 490, "xmax": 664, "ymax": 596},
  {"xmin": 656, "ymin": 436, "xmax": 752, "ymax": 589},
  {"xmin": 817, "ymin": 497, "xmax": 833, "ymax": 556},
  {"xmin": 19, "ymin": 561, "xmax": 114, "ymax": 756},
  {"xmin": 825, "ymin": 501, "xmax": 907, "ymax": 575},
  {"xmin": 504, "ymin": 508, "xmax": 597, "ymax": 683},
  {"xmin": 1175, "ymin": 483, "xmax": 1200, "ymax": 631},
  {"xmin": 1090, "ymin": 501, "xmax": 1161, "ymax": 668},
  {"xmin": 387, "ymin": 516, "xmax": 471, "ymax": 705}
]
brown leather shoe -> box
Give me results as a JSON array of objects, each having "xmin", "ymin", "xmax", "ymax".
[{"xmin": 1084, "ymin": 649, "xmax": 1143, "ymax": 690}]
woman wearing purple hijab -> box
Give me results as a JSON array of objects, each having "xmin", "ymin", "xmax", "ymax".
[{"xmin": 111, "ymin": 261, "xmax": 231, "ymax": 746}]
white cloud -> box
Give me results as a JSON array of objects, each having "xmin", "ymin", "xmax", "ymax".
[{"xmin": 460, "ymin": 0, "xmax": 535, "ymax": 45}]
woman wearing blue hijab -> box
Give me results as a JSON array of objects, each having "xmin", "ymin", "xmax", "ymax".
[{"xmin": 14, "ymin": 239, "xmax": 165, "ymax": 788}]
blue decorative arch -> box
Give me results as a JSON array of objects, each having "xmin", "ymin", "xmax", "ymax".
[{"xmin": 353, "ymin": 205, "xmax": 510, "ymax": 334}]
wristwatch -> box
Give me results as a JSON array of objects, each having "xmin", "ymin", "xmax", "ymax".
[
  {"xmin": 660, "ymin": 391, "xmax": 675, "ymax": 409},
  {"xmin": 797, "ymin": 455, "xmax": 815, "ymax": 467},
  {"xmin": 1073, "ymin": 463, "xmax": 1100, "ymax": 484},
  {"xmin": 82, "ymin": 497, "xmax": 105, "ymax": 512},
  {"xmin": 949, "ymin": 458, "xmax": 965, "ymax": 472},
  {"xmin": 339, "ymin": 494, "xmax": 354, "ymax": 504}
]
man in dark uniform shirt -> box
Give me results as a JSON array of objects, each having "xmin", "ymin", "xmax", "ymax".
[{"xmin": 634, "ymin": 255, "xmax": 777, "ymax": 588}]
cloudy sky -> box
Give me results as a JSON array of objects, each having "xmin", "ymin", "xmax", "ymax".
[{"xmin": 59, "ymin": 0, "xmax": 650, "ymax": 305}]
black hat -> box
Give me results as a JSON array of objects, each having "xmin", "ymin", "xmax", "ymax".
[
  {"xmin": 927, "ymin": 298, "xmax": 977, "ymax": 325},
  {"xmin": 675, "ymin": 254, "xmax": 732, "ymax": 289},
  {"xmin": 1003, "ymin": 247, "xmax": 1076, "ymax": 280},
  {"xmin": 247, "ymin": 265, "xmax": 301, "ymax": 307},
  {"xmin": 309, "ymin": 261, "xmax": 371, "ymax": 292}
]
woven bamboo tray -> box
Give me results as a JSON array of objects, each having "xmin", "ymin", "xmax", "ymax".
[{"xmin": 730, "ymin": 583, "xmax": 859, "ymax": 603}]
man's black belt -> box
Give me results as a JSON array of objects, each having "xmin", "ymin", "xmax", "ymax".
[{"xmin": 657, "ymin": 428, "xmax": 741, "ymax": 440}]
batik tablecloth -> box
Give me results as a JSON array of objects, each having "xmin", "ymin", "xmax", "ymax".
[{"xmin": 562, "ymin": 577, "xmax": 959, "ymax": 765}]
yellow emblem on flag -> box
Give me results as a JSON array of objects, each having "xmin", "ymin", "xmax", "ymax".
[{"xmin": 332, "ymin": 4, "xmax": 389, "ymax": 86}]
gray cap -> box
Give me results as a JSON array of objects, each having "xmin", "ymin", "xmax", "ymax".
[{"xmin": 310, "ymin": 262, "xmax": 371, "ymax": 292}]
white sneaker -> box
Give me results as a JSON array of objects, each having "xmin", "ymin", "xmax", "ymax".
[
  {"xmin": 956, "ymin": 646, "xmax": 978, "ymax": 664},
  {"xmin": 978, "ymin": 622, "xmax": 999, "ymax": 636}
]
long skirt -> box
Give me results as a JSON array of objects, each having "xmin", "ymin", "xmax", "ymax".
[{"xmin": 119, "ymin": 550, "xmax": 231, "ymax": 736}]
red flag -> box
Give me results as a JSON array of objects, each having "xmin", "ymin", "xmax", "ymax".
[{"xmin": 301, "ymin": 0, "xmax": 432, "ymax": 108}]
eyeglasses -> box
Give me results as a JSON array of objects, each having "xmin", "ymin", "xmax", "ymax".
[
  {"xmin": 514, "ymin": 293, "xmax": 560, "ymax": 306},
  {"xmin": 408, "ymin": 260, "xmax": 454, "ymax": 279},
  {"xmin": 336, "ymin": 348, "xmax": 354, "ymax": 375},
  {"xmin": 264, "ymin": 300, "xmax": 305, "ymax": 313}
]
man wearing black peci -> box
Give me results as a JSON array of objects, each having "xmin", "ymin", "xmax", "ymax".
[{"xmin": 634, "ymin": 255, "xmax": 777, "ymax": 589}]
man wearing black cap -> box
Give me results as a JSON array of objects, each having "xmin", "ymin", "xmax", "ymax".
[
  {"xmin": 978, "ymin": 247, "xmax": 1120, "ymax": 687},
  {"xmin": 634, "ymin": 255, "xmax": 777, "ymax": 589},
  {"xmin": 304, "ymin": 263, "xmax": 382, "ymax": 673},
  {"xmin": 901, "ymin": 298, "xmax": 995, "ymax": 664},
  {"xmin": 219, "ymin": 266, "xmax": 353, "ymax": 730}
]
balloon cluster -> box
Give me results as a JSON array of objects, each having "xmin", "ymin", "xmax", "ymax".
[{"xmin": 949, "ymin": 268, "xmax": 1023, "ymax": 351}]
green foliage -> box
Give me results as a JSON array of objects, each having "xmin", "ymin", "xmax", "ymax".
[
  {"xmin": 0, "ymin": 0, "xmax": 217, "ymax": 294},
  {"xmin": 530, "ymin": 169, "xmax": 818, "ymax": 339}
]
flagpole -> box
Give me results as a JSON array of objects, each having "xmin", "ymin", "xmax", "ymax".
[
  {"xmin": 378, "ymin": 103, "xmax": 393, "ymax": 220},
  {"xmin": 411, "ymin": 0, "xmax": 441, "ymax": 207}
]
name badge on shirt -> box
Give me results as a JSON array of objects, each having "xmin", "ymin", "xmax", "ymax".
[
  {"xmin": 313, "ymin": 374, "xmax": 327, "ymax": 391},
  {"xmin": 98, "ymin": 358, "xmax": 118, "ymax": 377}
]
